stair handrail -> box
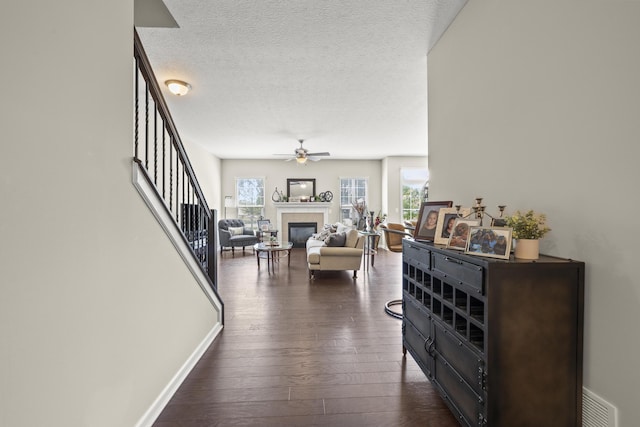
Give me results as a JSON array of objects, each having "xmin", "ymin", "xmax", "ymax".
[{"xmin": 133, "ymin": 29, "xmax": 218, "ymax": 294}]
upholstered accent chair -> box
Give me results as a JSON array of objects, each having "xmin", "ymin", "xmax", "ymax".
[
  {"xmin": 218, "ymin": 219, "xmax": 259, "ymax": 253},
  {"xmin": 380, "ymin": 223, "xmax": 413, "ymax": 252}
]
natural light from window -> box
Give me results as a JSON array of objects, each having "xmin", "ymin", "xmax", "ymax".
[{"xmin": 401, "ymin": 168, "xmax": 428, "ymax": 222}]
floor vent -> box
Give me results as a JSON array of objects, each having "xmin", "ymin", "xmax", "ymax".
[{"xmin": 583, "ymin": 387, "xmax": 617, "ymax": 427}]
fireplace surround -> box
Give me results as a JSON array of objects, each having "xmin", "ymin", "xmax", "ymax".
[
  {"xmin": 274, "ymin": 202, "xmax": 331, "ymax": 244},
  {"xmin": 288, "ymin": 222, "xmax": 317, "ymax": 248}
]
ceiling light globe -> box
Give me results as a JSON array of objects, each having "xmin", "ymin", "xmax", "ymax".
[
  {"xmin": 165, "ymin": 79, "xmax": 192, "ymax": 96},
  {"xmin": 296, "ymin": 157, "xmax": 307, "ymax": 164}
]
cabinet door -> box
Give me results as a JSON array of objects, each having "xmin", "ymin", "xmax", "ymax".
[
  {"xmin": 403, "ymin": 319, "xmax": 432, "ymax": 376},
  {"xmin": 403, "ymin": 296, "xmax": 432, "ymax": 337},
  {"xmin": 432, "ymin": 355, "xmax": 484, "ymax": 427},
  {"xmin": 433, "ymin": 321, "xmax": 485, "ymax": 396}
]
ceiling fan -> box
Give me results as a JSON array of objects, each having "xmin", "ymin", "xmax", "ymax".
[{"xmin": 274, "ymin": 139, "xmax": 330, "ymax": 164}]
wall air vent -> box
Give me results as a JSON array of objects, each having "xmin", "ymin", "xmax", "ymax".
[{"xmin": 583, "ymin": 387, "xmax": 617, "ymax": 427}]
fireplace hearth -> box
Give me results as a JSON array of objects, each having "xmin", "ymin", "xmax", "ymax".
[{"xmin": 288, "ymin": 222, "xmax": 317, "ymax": 248}]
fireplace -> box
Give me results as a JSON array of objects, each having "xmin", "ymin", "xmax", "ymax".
[
  {"xmin": 288, "ymin": 222, "xmax": 317, "ymax": 248},
  {"xmin": 274, "ymin": 201, "xmax": 331, "ymax": 244}
]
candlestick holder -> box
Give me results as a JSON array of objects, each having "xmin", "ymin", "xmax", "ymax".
[{"xmin": 454, "ymin": 198, "xmax": 507, "ymax": 226}]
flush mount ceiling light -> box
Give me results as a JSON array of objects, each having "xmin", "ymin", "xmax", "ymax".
[{"xmin": 165, "ymin": 79, "xmax": 191, "ymax": 96}]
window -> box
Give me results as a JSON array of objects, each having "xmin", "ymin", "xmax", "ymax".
[
  {"xmin": 401, "ymin": 168, "xmax": 428, "ymax": 222},
  {"xmin": 339, "ymin": 177, "xmax": 368, "ymax": 222},
  {"xmin": 235, "ymin": 177, "xmax": 265, "ymax": 229}
]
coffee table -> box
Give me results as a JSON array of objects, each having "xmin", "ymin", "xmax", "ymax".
[{"xmin": 254, "ymin": 242, "xmax": 294, "ymax": 273}]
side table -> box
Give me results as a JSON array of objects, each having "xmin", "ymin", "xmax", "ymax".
[{"xmin": 358, "ymin": 230, "xmax": 380, "ymax": 271}]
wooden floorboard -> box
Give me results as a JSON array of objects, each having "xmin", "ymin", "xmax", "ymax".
[{"xmin": 153, "ymin": 247, "xmax": 458, "ymax": 426}]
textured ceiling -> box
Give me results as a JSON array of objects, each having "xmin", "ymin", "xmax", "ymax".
[{"xmin": 136, "ymin": 0, "xmax": 467, "ymax": 160}]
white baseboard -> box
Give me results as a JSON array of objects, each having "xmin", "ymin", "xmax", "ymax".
[{"xmin": 134, "ymin": 323, "xmax": 223, "ymax": 427}]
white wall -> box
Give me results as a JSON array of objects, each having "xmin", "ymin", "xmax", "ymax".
[
  {"xmin": 222, "ymin": 159, "xmax": 383, "ymax": 224},
  {"xmin": 221, "ymin": 157, "xmax": 427, "ymax": 226},
  {"xmin": 0, "ymin": 2, "xmax": 220, "ymax": 426},
  {"xmin": 428, "ymin": 1, "xmax": 640, "ymax": 424},
  {"xmin": 182, "ymin": 139, "xmax": 222, "ymax": 214}
]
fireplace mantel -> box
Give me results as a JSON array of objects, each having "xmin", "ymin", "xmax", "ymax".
[
  {"xmin": 273, "ymin": 202, "xmax": 332, "ymax": 208},
  {"xmin": 273, "ymin": 202, "xmax": 332, "ymax": 242}
]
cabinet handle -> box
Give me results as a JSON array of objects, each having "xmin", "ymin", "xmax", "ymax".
[
  {"xmin": 425, "ymin": 337, "xmax": 435, "ymax": 355},
  {"xmin": 444, "ymin": 256, "xmax": 463, "ymax": 265}
]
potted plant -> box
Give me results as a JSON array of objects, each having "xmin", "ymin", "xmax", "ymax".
[{"xmin": 505, "ymin": 210, "xmax": 551, "ymax": 259}]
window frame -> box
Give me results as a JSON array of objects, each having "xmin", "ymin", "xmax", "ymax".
[
  {"xmin": 339, "ymin": 176, "xmax": 369, "ymax": 222},
  {"xmin": 235, "ymin": 176, "xmax": 265, "ymax": 230},
  {"xmin": 400, "ymin": 168, "xmax": 429, "ymax": 222}
]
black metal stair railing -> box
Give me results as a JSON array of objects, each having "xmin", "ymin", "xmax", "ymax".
[{"xmin": 133, "ymin": 29, "xmax": 218, "ymax": 293}]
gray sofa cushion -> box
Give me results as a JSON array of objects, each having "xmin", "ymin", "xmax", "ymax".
[{"xmin": 325, "ymin": 232, "xmax": 346, "ymax": 247}]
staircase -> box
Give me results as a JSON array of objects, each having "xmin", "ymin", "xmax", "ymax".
[{"xmin": 132, "ymin": 29, "xmax": 223, "ymax": 316}]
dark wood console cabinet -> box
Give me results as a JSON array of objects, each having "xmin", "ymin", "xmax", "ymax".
[{"xmin": 402, "ymin": 239, "xmax": 584, "ymax": 426}]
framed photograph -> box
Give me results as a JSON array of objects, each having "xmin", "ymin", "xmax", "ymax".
[
  {"xmin": 491, "ymin": 218, "xmax": 508, "ymax": 227},
  {"xmin": 446, "ymin": 218, "xmax": 481, "ymax": 251},
  {"xmin": 434, "ymin": 207, "xmax": 471, "ymax": 245},
  {"xmin": 257, "ymin": 219, "xmax": 271, "ymax": 231},
  {"xmin": 413, "ymin": 201, "xmax": 453, "ymax": 241},
  {"xmin": 464, "ymin": 226, "xmax": 512, "ymax": 260}
]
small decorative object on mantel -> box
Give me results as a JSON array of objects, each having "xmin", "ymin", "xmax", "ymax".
[
  {"xmin": 505, "ymin": 209, "xmax": 551, "ymax": 260},
  {"xmin": 272, "ymin": 187, "xmax": 281, "ymax": 202},
  {"xmin": 318, "ymin": 191, "xmax": 333, "ymax": 202}
]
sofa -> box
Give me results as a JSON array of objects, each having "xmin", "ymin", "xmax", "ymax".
[
  {"xmin": 306, "ymin": 226, "xmax": 365, "ymax": 279},
  {"xmin": 218, "ymin": 219, "xmax": 259, "ymax": 253}
]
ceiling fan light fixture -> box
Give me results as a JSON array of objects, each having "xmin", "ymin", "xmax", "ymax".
[
  {"xmin": 296, "ymin": 156, "xmax": 308, "ymax": 164},
  {"xmin": 165, "ymin": 79, "xmax": 192, "ymax": 96}
]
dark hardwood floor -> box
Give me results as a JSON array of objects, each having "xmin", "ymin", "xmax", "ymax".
[{"xmin": 153, "ymin": 247, "xmax": 459, "ymax": 426}]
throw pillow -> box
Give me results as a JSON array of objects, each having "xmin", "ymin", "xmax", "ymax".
[
  {"xmin": 335, "ymin": 223, "xmax": 348, "ymax": 234},
  {"xmin": 325, "ymin": 231, "xmax": 346, "ymax": 247},
  {"xmin": 314, "ymin": 229, "xmax": 332, "ymax": 241},
  {"xmin": 228, "ymin": 226, "xmax": 244, "ymax": 236},
  {"xmin": 322, "ymin": 223, "xmax": 337, "ymax": 233}
]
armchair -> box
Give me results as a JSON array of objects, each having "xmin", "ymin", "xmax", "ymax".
[
  {"xmin": 218, "ymin": 219, "xmax": 259, "ymax": 254},
  {"xmin": 380, "ymin": 223, "xmax": 413, "ymax": 252}
]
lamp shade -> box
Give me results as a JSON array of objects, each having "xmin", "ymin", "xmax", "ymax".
[
  {"xmin": 224, "ymin": 196, "xmax": 234, "ymax": 207},
  {"xmin": 165, "ymin": 79, "xmax": 191, "ymax": 96}
]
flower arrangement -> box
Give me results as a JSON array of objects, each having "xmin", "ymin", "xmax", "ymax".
[
  {"xmin": 374, "ymin": 211, "xmax": 387, "ymax": 228},
  {"xmin": 351, "ymin": 200, "xmax": 367, "ymax": 217},
  {"xmin": 505, "ymin": 210, "xmax": 551, "ymax": 240}
]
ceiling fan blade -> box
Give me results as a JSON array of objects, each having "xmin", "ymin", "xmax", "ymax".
[
  {"xmin": 306, "ymin": 152, "xmax": 330, "ymax": 156},
  {"xmin": 284, "ymin": 157, "xmax": 295, "ymax": 162},
  {"xmin": 307, "ymin": 156, "xmax": 323, "ymax": 162}
]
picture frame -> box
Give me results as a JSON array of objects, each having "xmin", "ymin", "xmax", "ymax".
[
  {"xmin": 413, "ymin": 201, "xmax": 453, "ymax": 242},
  {"xmin": 287, "ymin": 178, "xmax": 316, "ymax": 200},
  {"xmin": 446, "ymin": 218, "xmax": 481, "ymax": 251},
  {"xmin": 464, "ymin": 226, "xmax": 512, "ymax": 260},
  {"xmin": 257, "ymin": 219, "xmax": 271, "ymax": 231},
  {"xmin": 434, "ymin": 207, "xmax": 471, "ymax": 245},
  {"xmin": 491, "ymin": 218, "xmax": 508, "ymax": 227}
]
